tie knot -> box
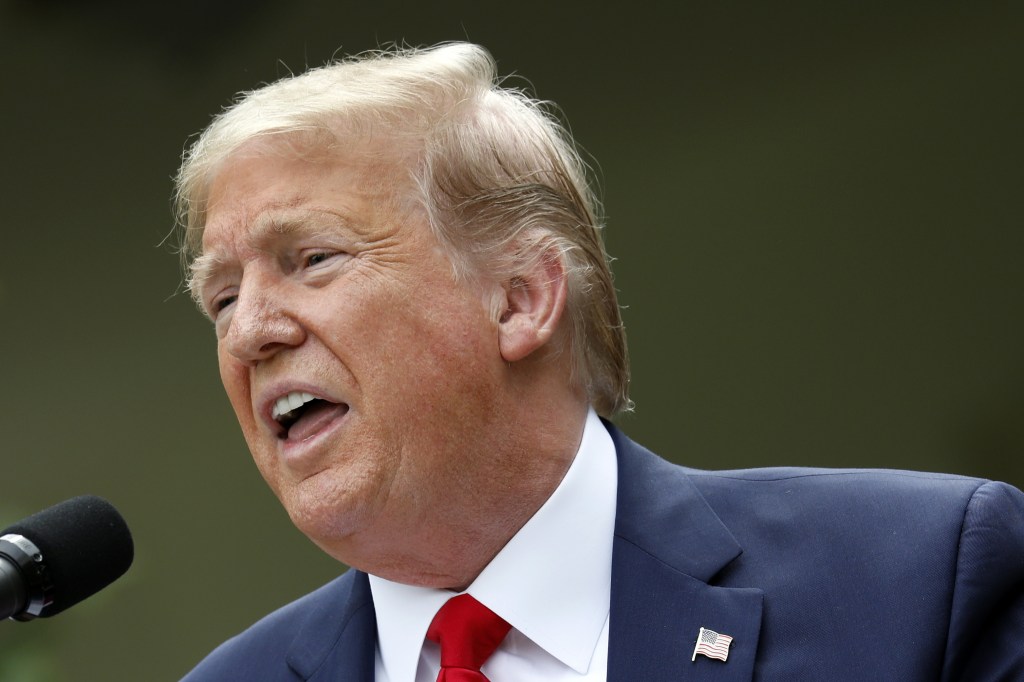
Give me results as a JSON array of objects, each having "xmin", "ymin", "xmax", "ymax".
[{"xmin": 427, "ymin": 594, "xmax": 512, "ymax": 676}]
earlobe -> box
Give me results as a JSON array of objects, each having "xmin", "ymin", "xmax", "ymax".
[{"xmin": 497, "ymin": 249, "xmax": 568, "ymax": 363}]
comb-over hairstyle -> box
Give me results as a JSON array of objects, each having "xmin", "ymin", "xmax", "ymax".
[{"xmin": 175, "ymin": 42, "xmax": 630, "ymax": 416}]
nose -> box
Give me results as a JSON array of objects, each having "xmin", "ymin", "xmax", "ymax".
[{"xmin": 220, "ymin": 276, "xmax": 305, "ymax": 365}]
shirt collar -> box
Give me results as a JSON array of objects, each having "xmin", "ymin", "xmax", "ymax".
[{"xmin": 370, "ymin": 409, "xmax": 618, "ymax": 680}]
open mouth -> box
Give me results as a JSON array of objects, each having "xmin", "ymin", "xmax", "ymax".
[{"xmin": 272, "ymin": 391, "xmax": 349, "ymax": 441}]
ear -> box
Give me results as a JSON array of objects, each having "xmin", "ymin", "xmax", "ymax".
[{"xmin": 497, "ymin": 247, "xmax": 569, "ymax": 363}]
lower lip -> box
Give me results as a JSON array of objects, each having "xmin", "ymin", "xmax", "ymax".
[{"xmin": 277, "ymin": 404, "xmax": 351, "ymax": 467}]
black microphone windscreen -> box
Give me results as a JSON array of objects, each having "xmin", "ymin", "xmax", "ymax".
[{"xmin": 2, "ymin": 495, "xmax": 133, "ymax": 617}]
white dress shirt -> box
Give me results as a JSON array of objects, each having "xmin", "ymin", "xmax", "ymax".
[{"xmin": 370, "ymin": 408, "xmax": 618, "ymax": 681}]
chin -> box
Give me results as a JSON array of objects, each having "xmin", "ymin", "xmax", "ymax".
[{"xmin": 283, "ymin": 481, "xmax": 376, "ymax": 554}]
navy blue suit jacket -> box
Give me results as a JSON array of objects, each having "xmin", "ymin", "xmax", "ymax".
[{"xmin": 182, "ymin": 425, "xmax": 1024, "ymax": 680}]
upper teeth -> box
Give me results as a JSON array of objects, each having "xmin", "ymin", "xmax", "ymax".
[{"xmin": 272, "ymin": 391, "xmax": 317, "ymax": 421}]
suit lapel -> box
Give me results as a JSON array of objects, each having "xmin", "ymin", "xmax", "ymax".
[
  {"xmin": 607, "ymin": 425, "xmax": 764, "ymax": 681},
  {"xmin": 286, "ymin": 571, "xmax": 378, "ymax": 682}
]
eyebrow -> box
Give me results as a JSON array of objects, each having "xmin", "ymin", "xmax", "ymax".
[
  {"xmin": 188, "ymin": 207, "xmax": 355, "ymax": 301},
  {"xmin": 187, "ymin": 251, "xmax": 226, "ymax": 299},
  {"xmin": 249, "ymin": 207, "xmax": 355, "ymax": 242}
]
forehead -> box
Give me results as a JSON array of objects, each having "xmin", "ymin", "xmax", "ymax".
[{"xmin": 202, "ymin": 142, "xmax": 407, "ymax": 247}]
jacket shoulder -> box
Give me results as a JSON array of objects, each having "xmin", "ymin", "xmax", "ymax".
[
  {"xmin": 942, "ymin": 480, "xmax": 1024, "ymax": 680},
  {"xmin": 609, "ymin": 423, "xmax": 1024, "ymax": 679},
  {"xmin": 685, "ymin": 463, "xmax": 993, "ymax": 514}
]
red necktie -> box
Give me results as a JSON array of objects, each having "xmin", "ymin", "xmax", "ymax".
[{"xmin": 426, "ymin": 594, "xmax": 512, "ymax": 682}]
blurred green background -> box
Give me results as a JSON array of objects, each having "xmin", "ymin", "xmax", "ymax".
[{"xmin": 1, "ymin": 2, "xmax": 1021, "ymax": 680}]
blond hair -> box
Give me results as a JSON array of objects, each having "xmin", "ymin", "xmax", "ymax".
[{"xmin": 175, "ymin": 42, "xmax": 630, "ymax": 416}]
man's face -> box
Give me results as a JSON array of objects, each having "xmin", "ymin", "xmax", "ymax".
[{"xmin": 196, "ymin": 144, "xmax": 509, "ymax": 566}]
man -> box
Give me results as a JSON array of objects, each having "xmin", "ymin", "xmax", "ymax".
[{"xmin": 177, "ymin": 43, "xmax": 1023, "ymax": 681}]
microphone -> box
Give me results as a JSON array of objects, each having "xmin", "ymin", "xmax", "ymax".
[{"xmin": 0, "ymin": 495, "xmax": 133, "ymax": 621}]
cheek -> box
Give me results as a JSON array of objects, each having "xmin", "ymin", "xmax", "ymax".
[
  {"xmin": 217, "ymin": 355, "xmax": 282, "ymax": 488},
  {"xmin": 380, "ymin": 305, "xmax": 493, "ymax": 387},
  {"xmin": 218, "ymin": 351, "xmax": 256, "ymax": 427},
  {"xmin": 375, "ymin": 306, "xmax": 501, "ymax": 443}
]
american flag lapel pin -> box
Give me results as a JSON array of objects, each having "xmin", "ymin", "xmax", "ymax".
[{"xmin": 691, "ymin": 627, "xmax": 734, "ymax": 663}]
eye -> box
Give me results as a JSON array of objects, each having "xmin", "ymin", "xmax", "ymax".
[
  {"xmin": 301, "ymin": 249, "xmax": 346, "ymax": 270},
  {"xmin": 210, "ymin": 293, "xmax": 237, "ymax": 317},
  {"xmin": 305, "ymin": 252, "xmax": 332, "ymax": 267},
  {"xmin": 216, "ymin": 295, "xmax": 237, "ymax": 311}
]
